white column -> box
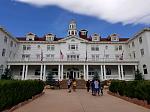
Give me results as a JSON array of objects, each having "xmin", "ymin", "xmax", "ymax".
[
  {"xmin": 86, "ymin": 65, "xmax": 89, "ymax": 81},
  {"xmin": 135, "ymin": 65, "xmax": 138, "ymax": 71},
  {"xmin": 101, "ymin": 65, "xmax": 103, "ymax": 81},
  {"xmin": 25, "ymin": 65, "xmax": 28, "ymax": 80},
  {"xmin": 40, "ymin": 64, "xmax": 43, "ymax": 80},
  {"xmin": 121, "ymin": 65, "xmax": 124, "ymax": 80},
  {"xmin": 58, "ymin": 65, "xmax": 61, "ymax": 80},
  {"xmin": 103, "ymin": 65, "xmax": 106, "ymax": 80},
  {"xmin": 83, "ymin": 65, "xmax": 86, "ymax": 80},
  {"xmin": 118, "ymin": 65, "xmax": 121, "ymax": 80},
  {"xmin": 43, "ymin": 65, "xmax": 46, "ymax": 81},
  {"xmin": 22, "ymin": 65, "xmax": 25, "ymax": 80},
  {"xmin": 7, "ymin": 65, "xmax": 10, "ymax": 69},
  {"xmin": 61, "ymin": 65, "xmax": 64, "ymax": 81}
]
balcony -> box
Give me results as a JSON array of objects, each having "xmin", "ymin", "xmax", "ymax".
[{"xmin": 7, "ymin": 57, "xmax": 138, "ymax": 64}]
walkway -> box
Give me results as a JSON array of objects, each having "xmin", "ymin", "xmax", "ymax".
[{"xmin": 13, "ymin": 89, "xmax": 149, "ymax": 112}]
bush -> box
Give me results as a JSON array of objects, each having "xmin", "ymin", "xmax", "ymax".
[
  {"xmin": 0, "ymin": 80, "xmax": 44, "ymax": 111},
  {"xmin": 109, "ymin": 80, "xmax": 150, "ymax": 104}
]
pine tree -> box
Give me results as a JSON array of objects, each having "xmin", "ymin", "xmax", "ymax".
[
  {"xmin": 135, "ymin": 69, "xmax": 143, "ymax": 80},
  {"xmin": 1, "ymin": 68, "xmax": 12, "ymax": 80},
  {"xmin": 92, "ymin": 72, "xmax": 100, "ymax": 80},
  {"xmin": 46, "ymin": 71, "xmax": 55, "ymax": 86}
]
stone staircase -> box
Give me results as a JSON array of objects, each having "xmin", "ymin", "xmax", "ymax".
[{"xmin": 60, "ymin": 79, "xmax": 86, "ymax": 89}]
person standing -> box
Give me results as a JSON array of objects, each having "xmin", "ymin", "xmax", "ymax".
[
  {"xmin": 67, "ymin": 79, "xmax": 72, "ymax": 93},
  {"xmin": 100, "ymin": 81, "xmax": 104, "ymax": 96},
  {"xmin": 94, "ymin": 79, "xmax": 99, "ymax": 96},
  {"xmin": 86, "ymin": 80, "xmax": 90, "ymax": 92},
  {"xmin": 72, "ymin": 79, "xmax": 77, "ymax": 92},
  {"xmin": 91, "ymin": 80, "xmax": 95, "ymax": 95}
]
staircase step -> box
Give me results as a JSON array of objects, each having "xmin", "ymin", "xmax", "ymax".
[{"xmin": 60, "ymin": 79, "xmax": 86, "ymax": 89}]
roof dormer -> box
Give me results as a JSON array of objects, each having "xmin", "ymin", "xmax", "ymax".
[
  {"xmin": 109, "ymin": 34, "xmax": 119, "ymax": 42},
  {"xmin": 45, "ymin": 33, "xmax": 55, "ymax": 41},
  {"xmin": 92, "ymin": 33, "xmax": 100, "ymax": 41},
  {"xmin": 26, "ymin": 32, "xmax": 35, "ymax": 41}
]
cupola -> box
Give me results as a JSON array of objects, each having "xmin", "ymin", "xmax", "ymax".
[{"xmin": 68, "ymin": 20, "xmax": 77, "ymax": 36}]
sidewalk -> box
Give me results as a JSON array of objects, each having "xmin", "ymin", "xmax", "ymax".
[{"xmin": 13, "ymin": 89, "xmax": 149, "ymax": 112}]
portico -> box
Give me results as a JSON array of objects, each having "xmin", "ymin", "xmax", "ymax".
[{"xmin": 8, "ymin": 60, "xmax": 138, "ymax": 81}]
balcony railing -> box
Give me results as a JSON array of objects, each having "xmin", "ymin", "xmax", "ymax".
[{"xmin": 7, "ymin": 57, "xmax": 138, "ymax": 63}]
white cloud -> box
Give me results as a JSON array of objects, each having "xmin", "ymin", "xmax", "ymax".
[{"xmin": 14, "ymin": 0, "xmax": 150, "ymax": 25}]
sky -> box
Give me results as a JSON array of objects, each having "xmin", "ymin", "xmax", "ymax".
[{"xmin": 0, "ymin": 0, "xmax": 150, "ymax": 38}]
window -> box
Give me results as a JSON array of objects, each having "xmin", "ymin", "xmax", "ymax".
[
  {"xmin": 139, "ymin": 37, "xmax": 142, "ymax": 44},
  {"xmin": 119, "ymin": 45, "xmax": 122, "ymax": 50},
  {"xmin": 10, "ymin": 41, "xmax": 13, "ymax": 47},
  {"xmin": 133, "ymin": 51, "xmax": 136, "ymax": 59},
  {"xmin": 23, "ymin": 45, "xmax": 31, "ymax": 50},
  {"xmin": 36, "ymin": 54, "xmax": 40, "ymax": 59},
  {"xmin": 143, "ymin": 65, "xmax": 148, "ymax": 74},
  {"xmin": 47, "ymin": 45, "xmax": 55, "ymax": 51},
  {"xmin": 105, "ymin": 54, "xmax": 109, "ymax": 59},
  {"xmin": 22, "ymin": 54, "xmax": 30, "ymax": 60},
  {"xmin": 67, "ymin": 55, "xmax": 79, "ymax": 61},
  {"xmin": 132, "ymin": 42, "xmax": 135, "ymax": 47},
  {"xmin": 2, "ymin": 49, "xmax": 6, "ymax": 57},
  {"xmin": 115, "ymin": 46, "xmax": 118, "ymax": 51},
  {"xmin": 37, "ymin": 45, "xmax": 40, "ymax": 49},
  {"xmin": 115, "ymin": 54, "xmax": 120, "ymax": 60},
  {"xmin": 105, "ymin": 46, "xmax": 108, "ymax": 50},
  {"xmin": 35, "ymin": 69, "xmax": 40, "ymax": 75},
  {"xmin": 68, "ymin": 44, "xmax": 78, "ymax": 51},
  {"xmin": 106, "ymin": 68, "xmax": 111, "ymax": 75},
  {"xmin": 4, "ymin": 36, "xmax": 7, "ymax": 43},
  {"xmin": 46, "ymin": 54, "xmax": 54, "ymax": 59},
  {"xmin": 23, "ymin": 45, "xmax": 26, "ymax": 50},
  {"xmin": 91, "ymin": 45, "xmax": 99, "ymax": 51},
  {"xmin": 91, "ymin": 54, "xmax": 99, "ymax": 60},
  {"xmin": 140, "ymin": 49, "xmax": 144, "ymax": 56},
  {"xmin": 0, "ymin": 65, "xmax": 3, "ymax": 75}
]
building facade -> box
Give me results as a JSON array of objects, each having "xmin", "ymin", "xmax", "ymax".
[{"xmin": 0, "ymin": 20, "xmax": 150, "ymax": 81}]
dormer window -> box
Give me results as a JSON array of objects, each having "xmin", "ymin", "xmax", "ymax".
[
  {"xmin": 92, "ymin": 33, "xmax": 100, "ymax": 41},
  {"xmin": 26, "ymin": 33, "xmax": 35, "ymax": 41},
  {"xmin": 110, "ymin": 34, "xmax": 119, "ymax": 42},
  {"xmin": 46, "ymin": 34, "xmax": 54, "ymax": 41}
]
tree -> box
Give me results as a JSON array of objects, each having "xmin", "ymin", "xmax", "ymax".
[
  {"xmin": 46, "ymin": 71, "xmax": 56, "ymax": 86},
  {"xmin": 134, "ymin": 69, "xmax": 143, "ymax": 80},
  {"xmin": 1, "ymin": 68, "xmax": 13, "ymax": 80},
  {"xmin": 92, "ymin": 72, "xmax": 100, "ymax": 80}
]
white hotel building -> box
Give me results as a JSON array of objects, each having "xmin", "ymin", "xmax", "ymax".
[{"xmin": 0, "ymin": 20, "xmax": 150, "ymax": 81}]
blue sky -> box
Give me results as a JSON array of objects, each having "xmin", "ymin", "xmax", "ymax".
[{"xmin": 0, "ymin": 0, "xmax": 149, "ymax": 38}]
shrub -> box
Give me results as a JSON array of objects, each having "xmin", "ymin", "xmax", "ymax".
[
  {"xmin": 109, "ymin": 80, "xmax": 150, "ymax": 104},
  {"xmin": 0, "ymin": 80, "xmax": 44, "ymax": 111}
]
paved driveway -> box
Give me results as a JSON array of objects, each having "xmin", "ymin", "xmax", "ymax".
[{"xmin": 13, "ymin": 89, "xmax": 149, "ymax": 112}]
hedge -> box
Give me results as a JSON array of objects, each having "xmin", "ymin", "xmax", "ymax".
[
  {"xmin": 0, "ymin": 80, "xmax": 45, "ymax": 111},
  {"xmin": 109, "ymin": 80, "xmax": 150, "ymax": 104}
]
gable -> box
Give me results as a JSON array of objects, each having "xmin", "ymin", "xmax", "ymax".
[{"xmin": 58, "ymin": 36, "xmax": 88, "ymax": 43}]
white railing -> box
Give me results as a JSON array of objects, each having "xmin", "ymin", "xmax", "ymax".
[
  {"xmin": 106, "ymin": 75, "xmax": 119, "ymax": 79},
  {"xmin": 124, "ymin": 75, "xmax": 134, "ymax": 79},
  {"xmin": 8, "ymin": 57, "xmax": 138, "ymax": 63}
]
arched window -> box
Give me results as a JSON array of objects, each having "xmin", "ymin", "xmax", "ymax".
[{"xmin": 143, "ymin": 65, "xmax": 148, "ymax": 74}]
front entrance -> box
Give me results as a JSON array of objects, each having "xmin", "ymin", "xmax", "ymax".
[{"xmin": 66, "ymin": 69, "xmax": 80, "ymax": 79}]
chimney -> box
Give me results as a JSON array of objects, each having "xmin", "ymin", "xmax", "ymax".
[{"xmin": 79, "ymin": 29, "xmax": 88, "ymax": 39}]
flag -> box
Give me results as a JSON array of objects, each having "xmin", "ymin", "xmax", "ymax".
[
  {"xmin": 120, "ymin": 51, "xmax": 124, "ymax": 60},
  {"xmin": 41, "ymin": 50, "xmax": 43, "ymax": 61},
  {"xmin": 60, "ymin": 50, "xmax": 64, "ymax": 59}
]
